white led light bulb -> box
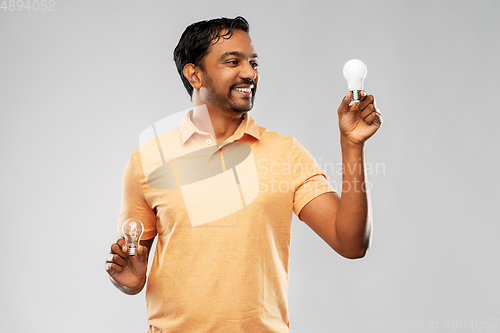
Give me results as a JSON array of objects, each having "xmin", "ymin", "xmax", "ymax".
[
  {"xmin": 122, "ymin": 218, "xmax": 144, "ymax": 256},
  {"xmin": 343, "ymin": 59, "xmax": 367, "ymax": 103}
]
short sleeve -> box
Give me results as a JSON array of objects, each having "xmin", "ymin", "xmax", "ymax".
[
  {"xmin": 117, "ymin": 154, "xmax": 158, "ymax": 240},
  {"xmin": 291, "ymin": 138, "xmax": 336, "ymax": 219}
]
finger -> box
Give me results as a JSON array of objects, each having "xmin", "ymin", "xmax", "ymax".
[
  {"xmin": 116, "ymin": 238, "xmax": 125, "ymax": 248},
  {"xmin": 107, "ymin": 253, "xmax": 127, "ymax": 267},
  {"xmin": 375, "ymin": 111, "xmax": 383, "ymax": 126},
  {"xmin": 117, "ymin": 238, "xmax": 133, "ymax": 256},
  {"xmin": 359, "ymin": 94, "xmax": 374, "ymax": 110},
  {"xmin": 105, "ymin": 262, "xmax": 123, "ymax": 276},
  {"xmin": 364, "ymin": 111, "xmax": 382, "ymax": 126},
  {"xmin": 360, "ymin": 104, "xmax": 376, "ymax": 119},
  {"xmin": 105, "ymin": 262, "xmax": 115, "ymax": 275},
  {"xmin": 106, "ymin": 253, "xmax": 114, "ymax": 262},
  {"xmin": 111, "ymin": 242, "xmax": 128, "ymax": 260},
  {"xmin": 337, "ymin": 92, "xmax": 352, "ymax": 115},
  {"xmin": 120, "ymin": 238, "xmax": 132, "ymax": 254}
]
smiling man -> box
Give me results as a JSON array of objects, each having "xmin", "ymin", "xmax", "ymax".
[{"xmin": 105, "ymin": 16, "xmax": 382, "ymax": 333}]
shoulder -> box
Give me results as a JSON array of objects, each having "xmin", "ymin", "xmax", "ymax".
[
  {"xmin": 260, "ymin": 129, "xmax": 298, "ymax": 149},
  {"xmin": 259, "ymin": 129, "xmax": 312, "ymax": 160}
]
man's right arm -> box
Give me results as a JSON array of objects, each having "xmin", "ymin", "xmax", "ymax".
[{"xmin": 105, "ymin": 238, "xmax": 155, "ymax": 295}]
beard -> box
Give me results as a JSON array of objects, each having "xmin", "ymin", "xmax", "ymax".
[{"xmin": 204, "ymin": 74, "xmax": 256, "ymax": 113}]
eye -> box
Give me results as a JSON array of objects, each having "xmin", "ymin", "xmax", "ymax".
[
  {"xmin": 226, "ymin": 60, "xmax": 238, "ymax": 65},
  {"xmin": 251, "ymin": 62, "xmax": 259, "ymax": 69}
]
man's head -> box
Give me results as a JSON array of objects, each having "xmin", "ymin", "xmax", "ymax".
[{"xmin": 174, "ymin": 17, "xmax": 259, "ymax": 113}]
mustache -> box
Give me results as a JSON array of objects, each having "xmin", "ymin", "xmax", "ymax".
[{"xmin": 230, "ymin": 79, "xmax": 256, "ymax": 90}]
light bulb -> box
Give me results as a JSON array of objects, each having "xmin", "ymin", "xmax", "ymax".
[
  {"xmin": 122, "ymin": 218, "xmax": 144, "ymax": 256},
  {"xmin": 343, "ymin": 59, "xmax": 367, "ymax": 103}
]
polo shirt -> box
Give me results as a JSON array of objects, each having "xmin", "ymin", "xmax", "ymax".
[{"xmin": 118, "ymin": 109, "xmax": 336, "ymax": 332}]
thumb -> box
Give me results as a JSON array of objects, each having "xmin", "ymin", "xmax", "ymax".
[
  {"xmin": 135, "ymin": 244, "xmax": 149, "ymax": 264},
  {"xmin": 338, "ymin": 92, "xmax": 352, "ymax": 115}
]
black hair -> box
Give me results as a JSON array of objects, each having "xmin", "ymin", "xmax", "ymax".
[{"xmin": 173, "ymin": 16, "xmax": 250, "ymax": 98}]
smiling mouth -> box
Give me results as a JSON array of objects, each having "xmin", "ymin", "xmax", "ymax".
[
  {"xmin": 233, "ymin": 87, "xmax": 252, "ymax": 93},
  {"xmin": 232, "ymin": 83, "xmax": 255, "ymax": 97}
]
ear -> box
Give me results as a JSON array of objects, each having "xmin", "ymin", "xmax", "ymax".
[{"xmin": 183, "ymin": 64, "xmax": 202, "ymax": 91}]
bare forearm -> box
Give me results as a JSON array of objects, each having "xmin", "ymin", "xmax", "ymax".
[{"xmin": 335, "ymin": 136, "xmax": 372, "ymax": 258}]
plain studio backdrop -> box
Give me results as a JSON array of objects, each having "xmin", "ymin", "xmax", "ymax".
[{"xmin": 1, "ymin": 0, "xmax": 499, "ymax": 332}]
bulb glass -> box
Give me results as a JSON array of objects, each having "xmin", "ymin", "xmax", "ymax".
[
  {"xmin": 122, "ymin": 218, "xmax": 144, "ymax": 256},
  {"xmin": 343, "ymin": 59, "xmax": 367, "ymax": 101}
]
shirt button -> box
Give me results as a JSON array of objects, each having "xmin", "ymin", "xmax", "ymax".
[
  {"xmin": 212, "ymin": 154, "xmax": 217, "ymax": 159},
  {"xmin": 206, "ymin": 139, "xmax": 212, "ymax": 144}
]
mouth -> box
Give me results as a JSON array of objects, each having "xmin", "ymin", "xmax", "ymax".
[
  {"xmin": 233, "ymin": 87, "xmax": 253, "ymax": 93},
  {"xmin": 232, "ymin": 84, "xmax": 255, "ymax": 98}
]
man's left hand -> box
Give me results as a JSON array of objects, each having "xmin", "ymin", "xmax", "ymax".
[{"xmin": 337, "ymin": 91, "xmax": 382, "ymax": 145}]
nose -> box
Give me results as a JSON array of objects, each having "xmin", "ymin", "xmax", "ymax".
[{"xmin": 240, "ymin": 61, "xmax": 257, "ymax": 81}]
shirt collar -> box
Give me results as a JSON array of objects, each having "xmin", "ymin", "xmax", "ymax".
[{"xmin": 179, "ymin": 109, "xmax": 262, "ymax": 144}]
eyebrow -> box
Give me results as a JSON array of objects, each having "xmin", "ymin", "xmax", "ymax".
[{"xmin": 220, "ymin": 51, "xmax": 259, "ymax": 61}]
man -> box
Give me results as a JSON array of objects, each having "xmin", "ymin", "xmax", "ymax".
[{"xmin": 105, "ymin": 16, "xmax": 381, "ymax": 332}]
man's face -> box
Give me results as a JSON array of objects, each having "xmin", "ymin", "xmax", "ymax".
[{"xmin": 199, "ymin": 29, "xmax": 259, "ymax": 113}]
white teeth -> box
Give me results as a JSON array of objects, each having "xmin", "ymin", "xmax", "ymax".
[{"xmin": 234, "ymin": 87, "xmax": 252, "ymax": 93}]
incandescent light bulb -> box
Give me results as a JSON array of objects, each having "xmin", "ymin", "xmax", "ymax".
[
  {"xmin": 343, "ymin": 59, "xmax": 367, "ymax": 103},
  {"xmin": 122, "ymin": 218, "xmax": 144, "ymax": 256}
]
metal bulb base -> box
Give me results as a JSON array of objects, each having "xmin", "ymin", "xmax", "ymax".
[
  {"xmin": 351, "ymin": 90, "xmax": 361, "ymax": 103},
  {"xmin": 128, "ymin": 245, "xmax": 137, "ymax": 256}
]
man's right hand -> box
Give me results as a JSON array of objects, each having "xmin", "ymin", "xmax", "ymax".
[{"xmin": 105, "ymin": 238, "xmax": 151, "ymax": 295}]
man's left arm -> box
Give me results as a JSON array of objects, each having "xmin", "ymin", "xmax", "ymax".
[{"xmin": 299, "ymin": 91, "xmax": 382, "ymax": 259}]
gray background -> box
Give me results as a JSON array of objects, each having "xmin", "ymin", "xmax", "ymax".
[{"xmin": 1, "ymin": 0, "xmax": 499, "ymax": 332}]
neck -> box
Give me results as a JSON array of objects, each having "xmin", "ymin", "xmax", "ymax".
[{"xmin": 191, "ymin": 102, "xmax": 246, "ymax": 145}]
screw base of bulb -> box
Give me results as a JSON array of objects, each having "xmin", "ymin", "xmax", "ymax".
[
  {"xmin": 128, "ymin": 245, "xmax": 137, "ymax": 256},
  {"xmin": 351, "ymin": 90, "xmax": 361, "ymax": 103}
]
